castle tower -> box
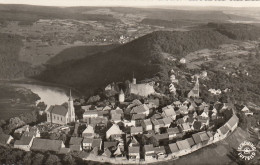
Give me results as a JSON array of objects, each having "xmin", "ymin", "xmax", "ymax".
[
  {"xmin": 68, "ymin": 89, "xmax": 75, "ymax": 123},
  {"xmin": 119, "ymin": 89, "xmax": 125, "ymax": 103}
]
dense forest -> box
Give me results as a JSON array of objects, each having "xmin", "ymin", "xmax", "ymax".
[
  {"xmin": 36, "ymin": 29, "xmax": 232, "ymax": 96},
  {"xmin": 0, "ymin": 33, "xmax": 34, "ymax": 79}
]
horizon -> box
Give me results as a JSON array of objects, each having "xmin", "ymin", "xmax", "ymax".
[{"xmin": 0, "ymin": 0, "xmax": 260, "ymax": 8}]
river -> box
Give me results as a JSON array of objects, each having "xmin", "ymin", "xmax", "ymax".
[{"xmin": 0, "ymin": 80, "xmax": 79, "ymax": 120}]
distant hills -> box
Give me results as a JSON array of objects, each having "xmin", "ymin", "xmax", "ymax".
[{"xmin": 35, "ymin": 28, "xmax": 234, "ymax": 96}]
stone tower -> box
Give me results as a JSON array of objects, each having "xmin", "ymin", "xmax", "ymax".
[
  {"xmin": 68, "ymin": 89, "xmax": 75, "ymax": 123},
  {"xmin": 119, "ymin": 89, "xmax": 125, "ymax": 103}
]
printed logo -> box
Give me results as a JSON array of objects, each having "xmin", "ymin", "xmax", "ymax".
[{"xmin": 237, "ymin": 141, "xmax": 256, "ymax": 161}]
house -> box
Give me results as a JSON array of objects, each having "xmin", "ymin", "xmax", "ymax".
[
  {"xmin": 198, "ymin": 132, "xmax": 210, "ymax": 145},
  {"xmin": 200, "ymin": 111, "xmax": 209, "ymax": 118},
  {"xmin": 181, "ymin": 123, "xmax": 192, "ymax": 132},
  {"xmin": 154, "ymin": 146, "xmax": 166, "ymax": 159},
  {"xmin": 214, "ymin": 125, "xmax": 230, "ymax": 141},
  {"xmin": 46, "ymin": 92, "xmax": 75, "ymax": 125},
  {"xmin": 167, "ymin": 127, "xmax": 181, "ymax": 140},
  {"xmin": 82, "ymin": 138, "xmax": 93, "ymax": 151},
  {"xmin": 225, "ymin": 115, "xmax": 239, "ymax": 132},
  {"xmin": 14, "ymin": 134, "xmax": 34, "ymax": 151},
  {"xmin": 197, "ymin": 116, "xmax": 209, "ymax": 127},
  {"xmin": 92, "ymin": 138, "xmax": 102, "ymax": 150},
  {"xmin": 187, "ymin": 137, "xmax": 196, "ymax": 151},
  {"xmin": 82, "ymin": 125, "xmax": 95, "ymax": 138},
  {"xmin": 179, "ymin": 106, "xmax": 189, "ymax": 115},
  {"xmin": 104, "ymin": 141, "xmax": 118, "ymax": 150},
  {"xmin": 145, "ymin": 98, "xmax": 159, "ymax": 109},
  {"xmin": 176, "ymin": 139, "xmax": 191, "ymax": 156},
  {"xmin": 128, "ymin": 136, "xmax": 139, "ymax": 147},
  {"xmin": 162, "ymin": 117, "xmax": 173, "ymax": 128},
  {"xmin": 144, "ymin": 144, "xmax": 156, "ymax": 160},
  {"xmin": 106, "ymin": 124, "xmax": 124, "ymax": 140},
  {"xmin": 192, "ymin": 133, "xmax": 203, "ymax": 150},
  {"xmin": 31, "ymin": 138, "xmax": 65, "ymax": 152},
  {"xmin": 141, "ymin": 119, "xmax": 153, "ymax": 131},
  {"xmin": 128, "ymin": 146, "xmax": 140, "ymax": 160},
  {"xmin": 0, "ymin": 134, "xmax": 13, "ymax": 145},
  {"xmin": 124, "ymin": 120, "xmax": 136, "ymax": 127},
  {"xmin": 173, "ymin": 101, "xmax": 182, "ymax": 107},
  {"xmin": 130, "ymin": 127, "xmax": 143, "ymax": 135},
  {"xmin": 69, "ymin": 137, "xmax": 83, "ymax": 151},
  {"xmin": 103, "ymin": 105, "xmax": 112, "ymax": 111},
  {"xmin": 129, "ymin": 81, "xmax": 155, "ymax": 97},
  {"xmin": 130, "ymin": 104, "xmax": 150, "ymax": 116},
  {"xmin": 207, "ymin": 131, "xmax": 214, "ymax": 144},
  {"xmin": 111, "ymin": 114, "xmax": 122, "ymax": 123},
  {"xmin": 169, "ymin": 143, "xmax": 179, "ymax": 157},
  {"xmin": 131, "ymin": 114, "xmax": 146, "ymax": 121},
  {"xmin": 111, "ymin": 109, "xmax": 124, "ymax": 117},
  {"xmin": 241, "ymin": 106, "xmax": 253, "ymax": 116},
  {"xmin": 162, "ymin": 105, "xmax": 176, "ymax": 120},
  {"xmin": 151, "ymin": 133, "xmax": 169, "ymax": 147},
  {"xmin": 151, "ymin": 119, "xmax": 161, "ymax": 133},
  {"xmin": 83, "ymin": 110, "xmax": 99, "ymax": 122}
]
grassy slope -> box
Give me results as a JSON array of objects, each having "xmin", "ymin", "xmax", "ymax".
[{"xmin": 35, "ymin": 29, "xmax": 232, "ymax": 96}]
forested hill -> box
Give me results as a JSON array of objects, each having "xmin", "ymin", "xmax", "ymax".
[
  {"xmin": 35, "ymin": 29, "xmax": 232, "ymax": 96},
  {"xmin": 0, "ymin": 33, "xmax": 32, "ymax": 79}
]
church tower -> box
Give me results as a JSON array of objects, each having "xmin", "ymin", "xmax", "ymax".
[
  {"xmin": 68, "ymin": 89, "xmax": 75, "ymax": 123},
  {"xmin": 119, "ymin": 89, "xmax": 125, "ymax": 103},
  {"xmin": 132, "ymin": 72, "xmax": 136, "ymax": 84}
]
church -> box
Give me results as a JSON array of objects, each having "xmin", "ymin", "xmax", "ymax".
[
  {"xmin": 46, "ymin": 90, "xmax": 75, "ymax": 125},
  {"xmin": 188, "ymin": 76, "xmax": 200, "ymax": 98}
]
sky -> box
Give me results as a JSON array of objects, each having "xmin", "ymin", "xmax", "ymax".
[{"xmin": 0, "ymin": 0, "xmax": 260, "ymax": 8}]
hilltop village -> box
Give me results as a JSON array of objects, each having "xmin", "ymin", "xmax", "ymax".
[{"xmin": 0, "ymin": 69, "xmax": 242, "ymax": 164}]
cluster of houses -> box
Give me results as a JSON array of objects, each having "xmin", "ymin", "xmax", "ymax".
[{"xmin": 0, "ymin": 76, "xmax": 241, "ymax": 163}]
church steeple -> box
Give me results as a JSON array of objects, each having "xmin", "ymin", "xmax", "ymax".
[{"xmin": 68, "ymin": 89, "xmax": 75, "ymax": 123}]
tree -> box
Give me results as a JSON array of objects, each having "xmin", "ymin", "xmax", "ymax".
[
  {"xmin": 63, "ymin": 154, "xmax": 76, "ymax": 165},
  {"xmin": 45, "ymin": 154, "xmax": 61, "ymax": 165},
  {"xmin": 32, "ymin": 153, "xmax": 44, "ymax": 165},
  {"xmin": 23, "ymin": 152, "xmax": 33, "ymax": 165}
]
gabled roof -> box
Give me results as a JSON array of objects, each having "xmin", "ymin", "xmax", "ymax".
[
  {"xmin": 70, "ymin": 145, "xmax": 81, "ymax": 151},
  {"xmin": 131, "ymin": 127, "xmax": 143, "ymax": 134},
  {"xmin": 47, "ymin": 105, "xmax": 68, "ymax": 116},
  {"xmin": 169, "ymin": 143, "xmax": 179, "ymax": 153},
  {"xmin": 107, "ymin": 124, "xmax": 123, "ymax": 136},
  {"xmin": 199, "ymin": 132, "xmax": 210, "ymax": 141},
  {"xmin": 92, "ymin": 139, "xmax": 102, "ymax": 148},
  {"xmin": 0, "ymin": 134, "xmax": 12, "ymax": 144},
  {"xmin": 187, "ymin": 137, "xmax": 195, "ymax": 147},
  {"xmin": 167, "ymin": 127, "xmax": 180, "ymax": 134},
  {"xmin": 83, "ymin": 110, "xmax": 99, "ymax": 116},
  {"xmin": 192, "ymin": 133, "xmax": 202, "ymax": 144},
  {"xmin": 129, "ymin": 146, "xmax": 140, "ymax": 154},
  {"xmin": 226, "ymin": 115, "xmax": 239, "ymax": 129},
  {"xmin": 176, "ymin": 139, "xmax": 190, "ymax": 150},
  {"xmin": 132, "ymin": 99, "xmax": 142, "ymax": 106},
  {"xmin": 181, "ymin": 123, "xmax": 191, "ymax": 130},
  {"xmin": 131, "ymin": 104, "xmax": 149, "ymax": 114},
  {"xmin": 83, "ymin": 138, "xmax": 93, "ymax": 144},
  {"xmin": 31, "ymin": 138, "xmax": 63, "ymax": 152},
  {"xmin": 151, "ymin": 119, "xmax": 160, "ymax": 126},
  {"xmin": 14, "ymin": 134, "xmax": 34, "ymax": 146},
  {"xmin": 154, "ymin": 133, "xmax": 169, "ymax": 141},
  {"xmin": 154, "ymin": 146, "xmax": 166, "ymax": 154},
  {"xmin": 144, "ymin": 144, "xmax": 154, "ymax": 152},
  {"xmin": 162, "ymin": 117, "xmax": 173, "ymax": 125},
  {"xmin": 241, "ymin": 106, "xmax": 249, "ymax": 112},
  {"xmin": 219, "ymin": 125, "xmax": 229, "ymax": 135},
  {"xmin": 142, "ymin": 119, "xmax": 152, "ymax": 126},
  {"xmin": 102, "ymin": 148, "xmax": 112, "ymax": 157},
  {"xmin": 70, "ymin": 137, "xmax": 83, "ymax": 145},
  {"xmin": 162, "ymin": 105, "xmax": 176, "ymax": 117},
  {"xmin": 82, "ymin": 125, "xmax": 94, "ymax": 134},
  {"xmin": 131, "ymin": 114, "xmax": 146, "ymax": 120},
  {"xmin": 104, "ymin": 141, "xmax": 118, "ymax": 149}
]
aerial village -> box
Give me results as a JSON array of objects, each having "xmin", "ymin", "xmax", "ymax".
[{"xmin": 0, "ymin": 68, "xmax": 242, "ymax": 164}]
